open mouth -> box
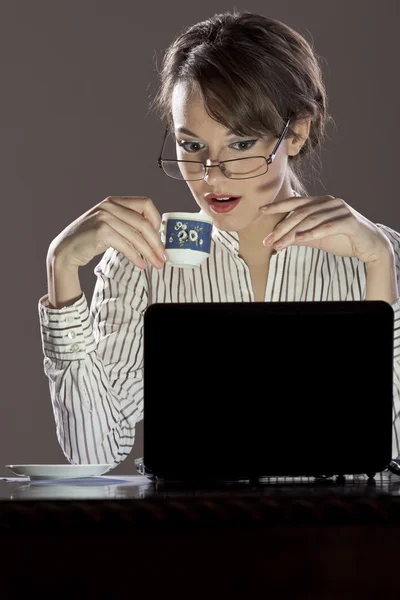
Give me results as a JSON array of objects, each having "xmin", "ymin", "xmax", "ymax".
[
  {"xmin": 208, "ymin": 196, "xmax": 242, "ymax": 213},
  {"xmin": 213, "ymin": 197, "xmax": 239, "ymax": 202}
]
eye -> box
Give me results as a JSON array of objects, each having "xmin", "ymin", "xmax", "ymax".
[
  {"xmin": 177, "ymin": 140, "xmax": 257, "ymax": 153},
  {"xmin": 231, "ymin": 140, "xmax": 257, "ymax": 151},
  {"xmin": 177, "ymin": 140, "xmax": 205, "ymax": 153}
]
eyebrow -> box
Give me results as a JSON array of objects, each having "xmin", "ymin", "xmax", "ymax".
[{"xmin": 175, "ymin": 126, "xmax": 240, "ymax": 139}]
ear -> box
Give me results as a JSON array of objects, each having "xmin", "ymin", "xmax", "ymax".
[{"xmin": 287, "ymin": 116, "xmax": 312, "ymax": 157}]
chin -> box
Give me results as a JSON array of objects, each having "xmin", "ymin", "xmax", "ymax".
[
  {"xmin": 196, "ymin": 199, "xmax": 259, "ymax": 232},
  {"xmin": 208, "ymin": 211, "xmax": 255, "ymax": 233}
]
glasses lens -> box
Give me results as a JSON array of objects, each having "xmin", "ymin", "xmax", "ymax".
[
  {"xmin": 161, "ymin": 157, "xmax": 267, "ymax": 180},
  {"xmin": 222, "ymin": 157, "xmax": 268, "ymax": 179},
  {"xmin": 161, "ymin": 160, "xmax": 205, "ymax": 181}
]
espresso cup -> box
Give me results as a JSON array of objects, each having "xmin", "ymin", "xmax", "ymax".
[{"xmin": 160, "ymin": 212, "xmax": 213, "ymax": 268}]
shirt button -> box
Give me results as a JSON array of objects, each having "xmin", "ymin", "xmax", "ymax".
[
  {"xmin": 67, "ymin": 330, "xmax": 77, "ymax": 339},
  {"xmin": 70, "ymin": 343, "xmax": 80, "ymax": 352},
  {"xmin": 64, "ymin": 316, "xmax": 75, "ymax": 323}
]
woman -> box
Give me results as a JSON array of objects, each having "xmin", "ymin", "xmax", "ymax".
[{"xmin": 38, "ymin": 10, "xmax": 400, "ymax": 466}]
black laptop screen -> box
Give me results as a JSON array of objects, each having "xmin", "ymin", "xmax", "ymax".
[{"xmin": 143, "ymin": 301, "xmax": 393, "ymax": 479}]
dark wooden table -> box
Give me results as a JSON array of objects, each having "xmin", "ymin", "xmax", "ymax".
[{"xmin": 0, "ymin": 472, "xmax": 399, "ymax": 599}]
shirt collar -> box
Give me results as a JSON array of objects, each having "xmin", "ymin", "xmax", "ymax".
[{"xmin": 199, "ymin": 189, "xmax": 301, "ymax": 256}]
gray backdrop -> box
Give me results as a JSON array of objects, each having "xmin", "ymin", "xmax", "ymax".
[{"xmin": 0, "ymin": 0, "xmax": 398, "ymax": 476}]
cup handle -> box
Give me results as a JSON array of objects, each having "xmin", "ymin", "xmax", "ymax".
[{"xmin": 159, "ymin": 219, "xmax": 167, "ymax": 244}]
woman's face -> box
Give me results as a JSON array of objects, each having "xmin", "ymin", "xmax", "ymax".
[{"xmin": 171, "ymin": 81, "xmax": 293, "ymax": 233}]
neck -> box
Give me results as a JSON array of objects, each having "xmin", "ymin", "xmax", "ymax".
[{"xmin": 238, "ymin": 179, "xmax": 294, "ymax": 267}]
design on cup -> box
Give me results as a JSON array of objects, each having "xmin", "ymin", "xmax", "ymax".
[{"xmin": 165, "ymin": 219, "xmax": 212, "ymax": 254}]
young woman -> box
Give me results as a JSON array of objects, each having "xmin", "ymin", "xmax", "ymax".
[{"xmin": 38, "ymin": 10, "xmax": 400, "ymax": 466}]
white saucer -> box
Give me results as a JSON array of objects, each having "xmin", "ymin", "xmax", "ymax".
[{"xmin": 6, "ymin": 464, "xmax": 114, "ymax": 480}]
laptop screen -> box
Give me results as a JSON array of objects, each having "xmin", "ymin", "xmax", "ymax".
[{"xmin": 143, "ymin": 301, "xmax": 393, "ymax": 479}]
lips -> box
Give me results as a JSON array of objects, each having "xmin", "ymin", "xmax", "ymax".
[
  {"xmin": 205, "ymin": 193, "xmax": 242, "ymax": 202},
  {"xmin": 207, "ymin": 197, "xmax": 242, "ymax": 213},
  {"xmin": 203, "ymin": 193, "xmax": 242, "ymax": 214}
]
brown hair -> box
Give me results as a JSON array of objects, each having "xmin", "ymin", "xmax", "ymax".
[{"xmin": 150, "ymin": 9, "xmax": 333, "ymax": 196}]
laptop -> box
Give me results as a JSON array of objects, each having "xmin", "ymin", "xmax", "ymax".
[{"xmin": 139, "ymin": 301, "xmax": 394, "ymax": 482}]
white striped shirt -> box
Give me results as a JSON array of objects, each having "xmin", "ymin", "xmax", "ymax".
[{"xmin": 38, "ymin": 213, "xmax": 400, "ymax": 466}]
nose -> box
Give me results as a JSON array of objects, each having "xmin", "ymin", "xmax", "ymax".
[{"xmin": 203, "ymin": 163, "xmax": 227, "ymax": 186}]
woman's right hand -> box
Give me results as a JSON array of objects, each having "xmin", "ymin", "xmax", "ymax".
[{"xmin": 47, "ymin": 196, "xmax": 168, "ymax": 270}]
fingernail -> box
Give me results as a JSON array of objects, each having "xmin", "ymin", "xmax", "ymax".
[
  {"xmin": 261, "ymin": 204, "xmax": 270, "ymax": 211},
  {"xmin": 163, "ymin": 251, "xmax": 169, "ymax": 261},
  {"xmin": 264, "ymin": 233, "xmax": 274, "ymax": 245}
]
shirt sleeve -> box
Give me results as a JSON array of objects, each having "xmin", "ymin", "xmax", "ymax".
[
  {"xmin": 376, "ymin": 223, "xmax": 400, "ymax": 458},
  {"xmin": 38, "ymin": 248, "xmax": 149, "ymax": 466}
]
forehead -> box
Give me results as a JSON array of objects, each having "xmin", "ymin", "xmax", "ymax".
[{"xmin": 171, "ymin": 81, "xmax": 228, "ymax": 137}]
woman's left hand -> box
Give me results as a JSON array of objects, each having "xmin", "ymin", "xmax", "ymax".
[{"xmin": 262, "ymin": 195, "xmax": 393, "ymax": 264}]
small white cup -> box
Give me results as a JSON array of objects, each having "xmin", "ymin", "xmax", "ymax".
[{"xmin": 160, "ymin": 212, "xmax": 213, "ymax": 268}]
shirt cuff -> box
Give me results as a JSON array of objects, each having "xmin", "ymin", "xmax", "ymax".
[{"xmin": 38, "ymin": 291, "xmax": 96, "ymax": 360}]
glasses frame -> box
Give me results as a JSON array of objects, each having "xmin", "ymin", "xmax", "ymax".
[{"xmin": 157, "ymin": 116, "xmax": 292, "ymax": 181}]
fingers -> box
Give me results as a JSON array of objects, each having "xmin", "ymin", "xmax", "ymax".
[
  {"xmin": 94, "ymin": 211, "xmax": 165, "ymax": 269},
  {"xmin": 99, "ymin": 197, "xmax": 167, "ymax": 267},
  {"xmin": 99, "ymin": 221, "xmax": 148, "ymax": 270},
  {"xmin": 263, "ymin": 198, "xmax": 348, "ymax": 248},
  {"xmin": 105, "ymin": 196, "xmax": 161, "ymax": 232},
  {"xmin": 264, "ymin": 208, "xmax": 351, "ymax": 249}
]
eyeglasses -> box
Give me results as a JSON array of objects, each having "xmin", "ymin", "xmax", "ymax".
[{"xmin": 157, "ymin": 116, "xmax": 291, "ymax": 181}]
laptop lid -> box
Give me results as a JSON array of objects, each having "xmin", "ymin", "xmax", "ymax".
[{"xmin": 143, "ymin": 301, "xmax": 394, "ymax": 480}]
